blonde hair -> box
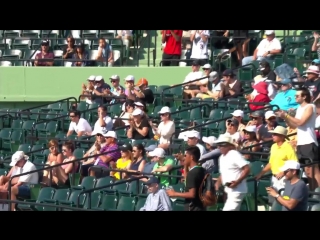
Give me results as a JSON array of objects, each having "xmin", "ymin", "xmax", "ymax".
[{"xmin": 48, "ymin": 139, "xmax": 59, "ymax": 148}]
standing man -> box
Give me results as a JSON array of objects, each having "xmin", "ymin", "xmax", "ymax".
[
  {"xmin": 140, "ymin": 177, "xmax": 172, "ymax": 211},
  {"xmin": 266, "ymin": 160, "xmax": 309, "ymax": 211},
  {"xmin": 166, "ymin": 146, "xmax": 206, "ymax": 211},
  {"xmin": 162, "ymin": 30, "xmax": 183, "ymax": 66},
  {"xmin": 214, "ymin": 135, "xmax": 250, "ymax": 211},
  {"xmin": 277, "ymin": 87, "xmax": 320, "ymax": 189},
  {"xmin": 256, "ymin": 126, "xmax": 298, "ymax": 193}
]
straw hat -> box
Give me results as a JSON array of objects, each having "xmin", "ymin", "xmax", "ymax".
[
  {"xmin": 268, "ymin": 126, "xmax": 289, "ymax": 139},
  {"xmin": 214, "ymin": 135, "xmax": 236, "ymax": 146}
]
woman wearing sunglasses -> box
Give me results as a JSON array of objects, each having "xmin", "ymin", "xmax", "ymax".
[
  {"xmin": 112, "ymin": 144, "xmax": 132, "ymax": 180},
  {"xmin": 42, "ymin": 139, "xmax": 64, "ymax": 186},
  {"xmin": 128, "ymin": 144, "xmax": 146, "ymax": 176},
  {"xmin": 44, "ymin": 141, "xmax": 77, "ymax": 186}
]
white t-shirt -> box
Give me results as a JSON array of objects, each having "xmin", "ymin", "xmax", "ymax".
[
  {"xmin": 225, "ymin": 131, "xmax": 241, "ymax": 143},
  {"xmin": 183, "ymin": 71, "xmax": 204, "ymax": 84},
  {"xmin": 196, "ymin": 143, "xmax": 207, "ymax": 156},
  {"xmin": 92, "ymin": 116, "xmax": 113, "ymax": 135},
  {"xmin": 219, "ymin": 150, "xmax": 248, "ymax": 194},
  {"xmin": 295, "ymin": 104, "xmax": 318, "ymax": 146},
  {"xmin": 157, "ymin": 121, "xmax": 175, "ymax": 144},
  {"xmin": 69, "ymin": 118, "xmax": 92, "ymax": 134},
  {"xmin": 190, "ymin": 30, "xmax": 210, "ymax": 59},
  {"xmin": 256, "ymin": 38, "xmax": 282, "ymax": 57},
  {"xmin": 316, "ymin": 115, "xmax": 320, "ymax": 128},
  {"xmin": 18, "ymin": 161, "xmax": 39, "ymax": 184}
]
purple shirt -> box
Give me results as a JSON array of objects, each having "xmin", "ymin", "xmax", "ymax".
[
  {"xmin": 96, "ymin": 144, "xmax": 121, "ymax": 168},
  {"xmin": 35, "ymin": 52, "xmax": 55, "ymax": 66}
]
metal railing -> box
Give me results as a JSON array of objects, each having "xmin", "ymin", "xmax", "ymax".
[{"xmin": 22, "ymin": 97, "xmax": 77, "ymax": 112}]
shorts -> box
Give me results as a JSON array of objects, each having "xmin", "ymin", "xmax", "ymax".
[
  {"xmin": 89, "ymin": 166, "xmax": 110, "ymax": 179},
  {"xmin": 296, "ymin": 143, "xmax": 318, "ymax": 165},
  {"xmin": 17, "ymin": 185, "xmax": 31, "ymax": 198}
]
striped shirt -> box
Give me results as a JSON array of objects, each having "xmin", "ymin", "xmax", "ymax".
[
  {"xmin": 95, "ymin": 144, "xmax": 121, "ymax": 168},
  {"xmin": 140, "ymin": 189, "xmax": 172, "ymax": 211}
]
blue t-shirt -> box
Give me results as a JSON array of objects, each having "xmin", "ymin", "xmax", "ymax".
[
  {"xmin": 270, "ymin": 89, "xmax": 299, "ymax": 111},
  {"xmin": 282, "ymin": 179, "xmax": 308, "ymax": 211}
]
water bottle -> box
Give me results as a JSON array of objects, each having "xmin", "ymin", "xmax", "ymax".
[{"xmin": 166, "ymin": 186, "xmax": 177, "ymax": 202}]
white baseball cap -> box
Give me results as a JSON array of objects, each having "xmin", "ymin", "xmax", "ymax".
[
  {"xmin": 265, "ymin": 30, "xmax": 275, "ymax": 35},
  {"xmin": 158, "ymin": 106, "xmax": 170, "ymax": 114},
  {"xmin": 231, "ymin": 110, "xmax": 244, "ymax": 118},
  {"xmin": 125, "ymin": 75, "xmax": 135, "ymax": 82},
  {"xmin": 110, "ymin": 75, "xmax": 120, "ymax": 80},
  {"xmin": 148, "ymin": 148, "xmax": 166, "ymax": 158},
  {"xmin": 202, "ymin": 64, "xmax": 212, "ymax": 69},
  {"xmin": 209, "ymin": 71, "xmax": 219, "ymax": 81},
  {"xmin": 279, "ymin": 160, "xmax": 300, "ymax": 172},
  {"xmin": 10, "ymin": 151, "xmax": 29, "ymax": 166},
  {"xmin": 243, "ymin": 125, "xmax": 257, "ymax": 133},
  {"xmin": 132, "ymin": 108, "xmax": 143, "ymax": 116},
  {"xmin": 134, "ymin": 102, "xmax": 144, "ymax": 107},
  {"xmin": 186, "ymin": 130, "xmax": 201, "ymax": 139},
  {"xmin": 88, "ymin": 75, "xmax": 95, "ymax": 81},
  {"xmin": 265, "ymin": 110, "xmax": 276, "ymax": 119},
  {"xmin": 202, "ymin": 136, "xmax": 217, "ymax": 146},
  {"xmin": 105, "ymin": 131, "xmax": 117, "ymax": 139},
  {"xmin": 95, "ymin": 76, "xmax": 103, "ymax": 81}
]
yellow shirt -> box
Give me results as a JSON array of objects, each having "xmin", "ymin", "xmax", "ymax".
[
  {"xmin": 114, "ymin": 158, "xmax": 131, "ymax": 180},
  {"xmin": 269, "ymin": 141, "xmax": 298, "ymax": 174}
]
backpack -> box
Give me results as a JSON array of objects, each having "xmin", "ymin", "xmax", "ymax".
[{"xmin": 199, "ymin": 173, "xmax": 217, "ymax": 207}]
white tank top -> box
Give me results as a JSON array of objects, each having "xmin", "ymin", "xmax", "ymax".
[{"xmin": 296, "ymin": 104, "xmax": 318, "ymax": 146}]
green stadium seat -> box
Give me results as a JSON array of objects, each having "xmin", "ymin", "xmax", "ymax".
[
  {"xmin": 59, "ymin": 188, "xmax": 86, "ymax": 208},
  {"xmin": 43, "ymin": 188, "xmax": 70, "ymax": 211},
  {"xmin": 79, "ymin": 176, "xmax": 96, "ymax": 189},
  {"xmin": 249, "ymin": 161, "xmax": 264, "ymax": 176},
  {"xmin": 93, "ymin": 194, "xmax": 118, "ymax": 211},
  {"xmin": 55, "ymin": 133, "xmax": 66, "ymax": 141},
  {"xmin": 94, "ymin": 176, "xmax": 115, "ymax": 191},
  {"xmin": 12, "ymin": 39, "xmax": 31, "ymax": 50},
  {"xmin": 2, "ymin": 49, "xmax": 22, "ymax": 59},
  {"xmin": 0, "ymin": 128, "xmax": 12, "ymax": 152},
  {"xmin": 10, "ymin": 129, "xmax": 23, "ymax": 152},
  {"xmin": 204, "ymin": 109, "xmax": 223, "ymax": 121},
  {"xmin": 18, "ymin": 187, "xmax": 55, "ymax": 211},
  {"xmin": 257, "ymin": 179, "xmax": 271, "ymax": 209},
  {"xmin": 108, "ymin": 104, "xmax": 122, "ymax": 118},
  {"xmin": 0, "ymin": 169, "xmax": 8, "ymax": 176},
  {"xmin": 22, "ymin": 30, "xmax": 40, "ymax": 38},
  {"xmin": 135, "ymin": 197, "xmax": 146, "ymax": 211},
  {"xmin": 105, "ymin": 181, "xmax": 128, "ymax": 196},
  {"xmin": 115, "ymin": 196, "xmax": 136, "ymax": 211},
  {"xmin": 83, "ymin": 191, "xmax": 101, "ymax": 209},
  {"xmin": 11, "ymin": 119, "xmax": 22, "ymax": 129},
  {"xmin": 73, "ymin": 148, "xmax": 85, "ymax": 159},
  {"xmin": 148, "ymin": 85, "xmax": 157, "ymax": 93},
  {"xmin": 311, "ymin": 204, "xmax": 320, "ymax": 211},
  {"xmin": 172, "ymin": 201, "xmax": 185, "ymax": 211},
  {"xmin": 17, "ymin": 144, "xmax": 31, "ymax": 153},
  {"xmin": 77, "ymin": 102, "xmax": 88, "ymax": 112},
  {"xmin": 118, "ymin": 180, "xmax": 140, "ymax": 196}
]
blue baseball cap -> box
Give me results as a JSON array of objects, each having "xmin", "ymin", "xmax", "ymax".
[
  {"xmin": 222, "ymin": 69, "xmax": 235, "ymax": 76},
  {"xmin": 312, "ymin": 59, "xmax": 320, "ymax": 65},
  {"xmin": 145, "ymin": 177, "xmax": 159, "ymax": 185},
  {"xmin": 279, "ymin": 79, "xmax": 292, "ymax": 85}
]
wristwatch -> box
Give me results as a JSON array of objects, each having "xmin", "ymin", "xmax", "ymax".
[{"xmin": 275, "ymin": 194, "xmax": 280, "ymax": 199}]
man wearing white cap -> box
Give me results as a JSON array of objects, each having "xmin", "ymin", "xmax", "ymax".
[
  {"xmin": 124, "ymin": 75, "xmax": 135, "ymax": 97},
  {"xmin": 304, "ymin": 65, "xmax": 320, "ymax": 101},
  {"xmin": 109, "ymin": 75, "xmax": 125, "ymax": 102},
  {"xmin": 150, "ymin": 106, "xmax": 175, "ymax": 149},
  {"xmin": 185, "ymin": 130, "xmax": 206, "ymax": 156},
  {"xmin": 92, "ymin": 75, "xmax": 111, "ymax": 105},
  {"xmin": 149, "ymin": 148, "xmax": 175, "ymax": 187},
  {"xmin": 8, "ymin": 151, "xmax": 39, "ymax": 211},
  {"xmin": 266, "ymin": 160, "xmax": 308, "ymax": 211},
  {"xmin": 196, "ymin": 71, "xmax": 222, "ymax": 99},
  {"xmin": 200, "ymin": 136, "xmax": 220, "ymax": 173},
  {"xmin": 89, "ymin": 131, "xmax": 121, "ymax": 178},
  {"xmin": 229, "ymin": 110, "xmax": 246, "ymax": 134},
  {"xmin": 214, "ymin": 135, "xmax": 250, "ymax": 211},
  {"xmin": 242, "ymin": 30, "xmax": 282, "ymax": 66}
]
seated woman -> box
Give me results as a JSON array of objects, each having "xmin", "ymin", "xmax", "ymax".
[
  {"xmin": 0, "ymin": 166, "xmax": 19, "ymax": 192},
  {"xmin": 150, "ymin": 106, "xmax": 175, "ymax": 149},
  {"xmin": 127, "ymin": 108, "xmax": 150, "ymax": 140},
  {"xmin": 128, "ymin": 144, "xmax": 146, "ymax": 177},
  {"xmin": 72, "ymin": 43, "xmax": 91, "ymax": 67},
  {"xmin": 45, "ymin": 141, "xmax": 77, "ymax": 186},
  {"xmin": 247, "ymin": 81, "xmax": 270, "ymax": 111},
  {"xmin": 81, "ymin": 132, "xmax": 107, "ymax": 177},
  {"xmin": 241, "ymin": 126, "xmax": 260, "ymax": 160},
  {"xmin": 112, "ymin": 144, "xmax": 132, "ymax": 180},
  {"xmin": 114, "ymin": 99, "xmax": 135, "ymax": 127},
  {"xmin": 42, "ymin": 139, "xmax": 64, "ymax": 186}
]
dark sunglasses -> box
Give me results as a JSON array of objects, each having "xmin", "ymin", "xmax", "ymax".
[{"xmin": 110, "ymin": 80, "xmax": 117, "ymax": 83}]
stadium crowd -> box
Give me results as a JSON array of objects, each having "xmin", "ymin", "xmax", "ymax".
[{"xmin": 1, "ymin": 30, "xmax": 320, "ymax": 211}]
